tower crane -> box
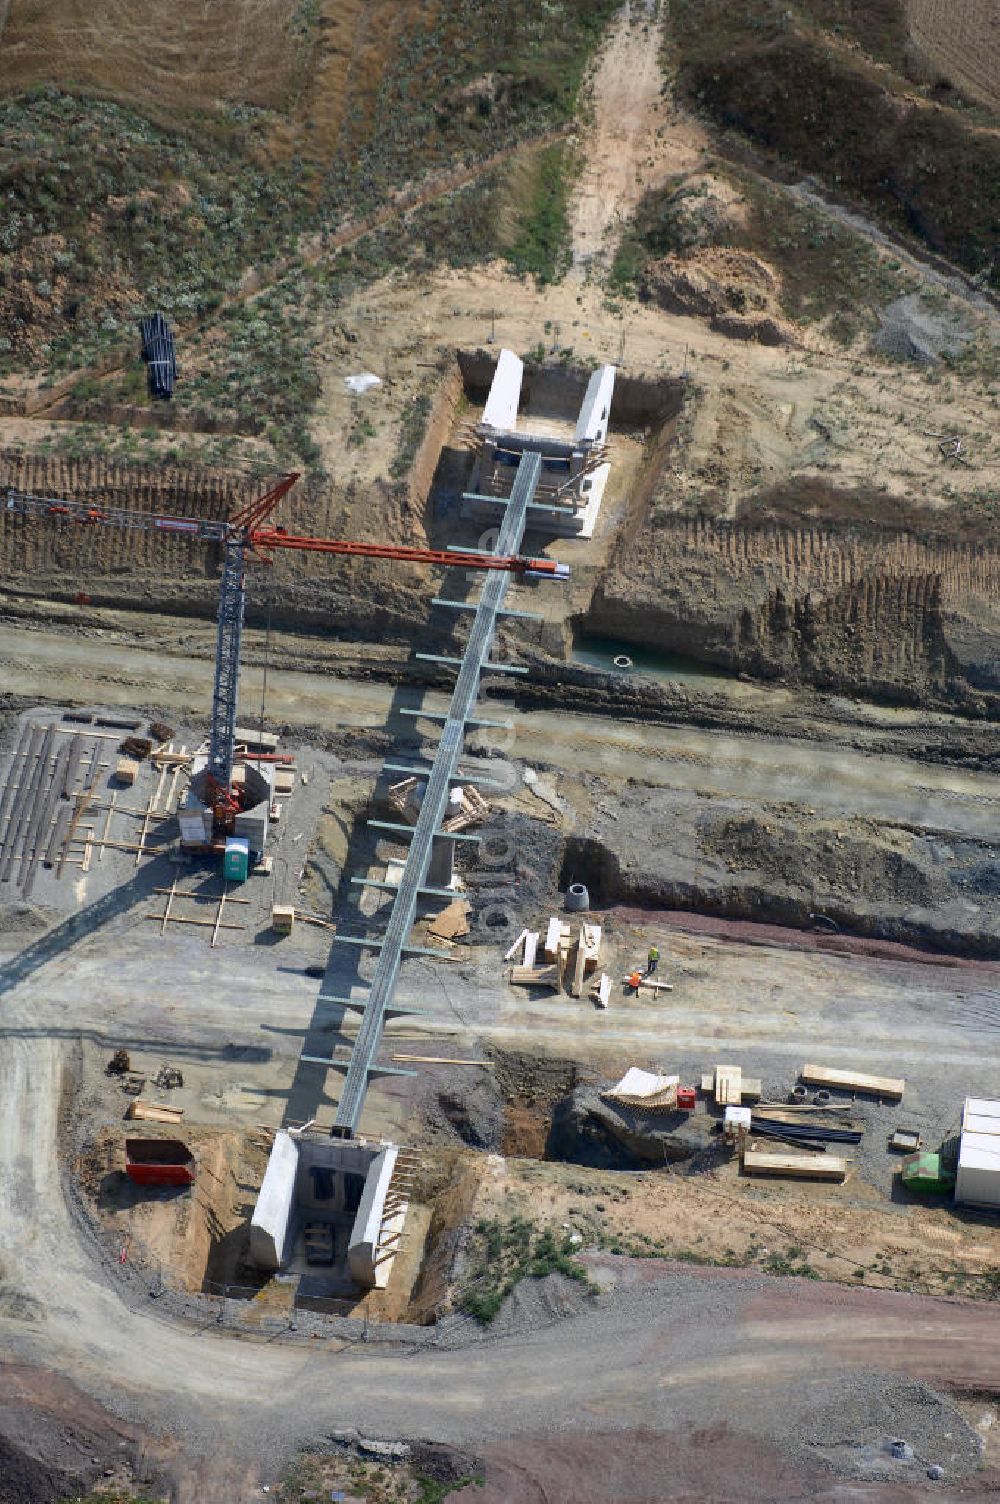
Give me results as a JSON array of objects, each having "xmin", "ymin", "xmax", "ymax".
[{"xmin": 5, "ymin": 474, "xmax": 567, "ymax": 839}]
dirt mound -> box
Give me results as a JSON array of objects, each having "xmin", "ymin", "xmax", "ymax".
[
  {"xmin": 547, "ymin": 1083, "xmax": 712, "ymax": 1169},
  {"xmin": 0, "ymin": 1365, "xmax": 148, "ymax": 1504},
  {"xmin": 872, "ymin": 291, "xmax": 974, "ymax": 363},
  {"xmin": 642, "ymin": 248, "xmax": 790, "ymax": 346},
  {"xmin": 424, "ymin": 1070, "xmax": 505, "ymax": 1150},
  {"xmin": 641, "ymin": 247, "xmax": 793, "ymax": 342}
]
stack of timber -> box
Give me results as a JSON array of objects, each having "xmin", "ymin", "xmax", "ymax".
[
  {"xmin": 602, "ymin": 1067, "xmax": 679, "ymax": 1113},
  {"xmin": 386, "ymin": 777, "xmax": 489, "ymax": 832},
  {"xmin": 801, "ymin": 1064, "xmax": 905, "ymax": 1101},
  {"xmin": 128, "ymin": 1099, "xmax": 184, "ymax": 1124},
  {"xmin": 508, "ymin": 916, "xmax": 602, "ymax": 995},
  {"xmin": 701, "ymin": 1065, "xmax": 761, "ymax": 1106},
  {"xmin": 742, "ymin": 1141, "xmax": 848, "ymax": 1182}
]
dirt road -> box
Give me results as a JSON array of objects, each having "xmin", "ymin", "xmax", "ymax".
[
  {"xmin": 569, "ymin": 2, "xmax": 688, "ymax": 275},
  {"xmin": 2, "ymin": 623, "xmax": 997, "ymax": 841},
  {"xmin": 3, "ymin": 1031, "xmax": 1000, "ymax": 1493}
]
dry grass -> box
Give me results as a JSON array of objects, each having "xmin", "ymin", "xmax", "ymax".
[
  {"xmin": 0, "ymin": 0, "xmax": 310, "ymax": 117},
  {"xmin": 907, "ymin": 0, "xmax": 1000, "ymax": 111}
]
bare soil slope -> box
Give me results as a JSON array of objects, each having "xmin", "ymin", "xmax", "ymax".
[
  {"xmin": 908, "ymin": 0, "xmax": 1000, "ymax": 111},
  {"xmin": 0, "ymin": 0, "xmax": 311, "ymax": 116}
]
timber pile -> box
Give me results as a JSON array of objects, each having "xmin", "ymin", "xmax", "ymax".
[
  {"xmin": 508, "ymin": 916, "xmax": 602, "ymax": 996},
  {"xmin": 386, "ymin": 777, "xmax": 490, "ymax": 831},
  {"xmin": 742, "ymin": 1143, "xmax": 848, "ymax": 1183},
  {"xmin": 128, "ymin": 1099, "xmax": 183, "ymax": 1123},
  {"xmin": 701, "ymin": 1065, "xmax": 761, "ymax": 1106},
  {"xmin": 801, "ymin": 1064, "xmax": 905, "ymax": 1101}
]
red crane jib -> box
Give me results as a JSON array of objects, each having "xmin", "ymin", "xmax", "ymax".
[{"xmin": 247, "ymin": 527, "xmax": 565, "ymax": 577}]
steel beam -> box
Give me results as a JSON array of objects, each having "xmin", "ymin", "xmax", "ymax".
[
  {"xmin": 332, "ymin": 451, "xmax": 542, "ymax": 1131},
  {"xmin": 432, "ymin": 598, "xmax": 542, "ymax": 622}
]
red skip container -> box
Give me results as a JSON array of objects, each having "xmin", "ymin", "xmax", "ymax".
[
  {"xmin": 124, "ymin": 1138, "xmax": 196, "ymax": 1187},
  {"xmin": 676, "ymin": 1085, "xmax": 697, "ymax": 1112}
]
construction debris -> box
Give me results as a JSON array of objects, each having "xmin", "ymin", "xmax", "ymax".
[
  {"xmin": 427, "ymin": 899, "xmax": 471, "ymax": 941},
  {"xmin": 386, "ymin": 777, "xmax": 489, "ymax": 833},
  {"xmin": 149, "ymin": 720, "xmax": 175, "ymax": 744},
  {"xmin": 106, "ymin": 1049, "xmax": 131, "ymax": 1076},
  {"xmin": 119, "ymin": 736, "xmax": 154, "ymax": 760},
  {"xmin": 801, "ymin": 1063, "xmax": 905, "ymax": 1101},
  {"xmin": 152, "ymin": 1065, "xmax": 183, "ymax": 1091}
]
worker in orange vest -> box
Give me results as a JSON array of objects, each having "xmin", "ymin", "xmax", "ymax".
[{"xmin": 628, "ymin": 970, "xmax": 642, "ymax": 992}]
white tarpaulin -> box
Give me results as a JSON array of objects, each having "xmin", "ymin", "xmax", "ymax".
[
  {"xmin": 344, "ymin": 372, "xmax": 382, "ymax": 394},
  {"xmin": 604, "ymin": 1067, "xmax": 679, "ymax": 1103}
]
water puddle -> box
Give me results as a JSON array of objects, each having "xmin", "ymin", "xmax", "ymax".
[{"xmin": 571, "ymin": 634, "xmax": 734, "ymax": 689}]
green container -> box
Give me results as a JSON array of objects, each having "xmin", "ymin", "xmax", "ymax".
[
  {"xmin": 223, "ymin": 836, "xmax": 249, "ymax": 883},
  {"xmin": 901, "ymin": 1150, "xmax": 955, "ymax": 1195}
]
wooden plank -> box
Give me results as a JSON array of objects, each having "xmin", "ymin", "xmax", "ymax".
[
  {"xmin": 390, "ymin": 1055, "xmax": 492, "ymax": 1067},
  {"xmin": 161, "ymin": 873, "xmax": 178, "ymax": 935},
  {"xmin": 128, "ymin": 1100, "xmax": 183, "ymax": 1123},
  {"xmin": 523, "ymin": 931, "xmax": 539, "ymax": 968},
  {"xmin": 544, "ymin": 916, "xmax": 562, "ymax": 959},
  {"xmin": 152, "ymin": 887, "xmax": 252, "ymax": 905},
  {"xmin": 802, "ymin": 1064, "xmax": 905, "ymax": 1101},
  {"xmin": 211, "ymin": 884, "xmax": 229, "ymax": 948},
  {"xmin": 715, "ymin": 1065, "xmax": 742, "ymax": 1107},
  {"xmin": 98, "ymin": 791, "xmax": 116, "ymax": 864},
  {"xmin": 595, "ymin": 974, "xmax": 611, "ymax": 1009},
  {"xmin": 742, "ymin": 1147, "xmax": 847, "ymax": 1182},
  {"xmin": 144, "ymin": 915, "xmax": 244, "ymax": 930},
  {"xmin": 504, "ymin": 929, "xmax": 528, "ymax": 962},
  {"xmin": 134, "ymin": 792, "xmax": 154, "ymax": 868},
  {"xmin": 570, "ymin": 927, "xmax": 587, "ymax": 998}
]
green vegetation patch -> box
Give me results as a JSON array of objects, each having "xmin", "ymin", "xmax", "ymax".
[
  {"xmin": 460, "ymin": 1215, "xmax": 590, "ymax": 1324},
  {"xmin": 669, "ymin": 2, "xmax": 1000, "ymax": 288},
  {"xmin": 0, "ymin": 88, "xmax": 312, "ymax": 372},
  {"xmin": 506, "ymin": 143, "xmax": 576, "ymax": 285}
]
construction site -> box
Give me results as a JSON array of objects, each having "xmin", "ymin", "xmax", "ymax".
[{"xmin": 1, "ymin": 1, "xmax": 1000, "ymax": 1501}]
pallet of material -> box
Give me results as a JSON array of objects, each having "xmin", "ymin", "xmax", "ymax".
[
  {"xmin": 701, "ymin": 1069, "xmax": 761, "ymax": 1104},
  {"xmin": 742, "ymin": 1145, "xmax": 848, "ymax": 1182},
  {"xmin": 801, "ymin": 1064, "xmax": 904, "ymax": 1101},
  {"xmin": 442, "ymin": 785, "xmax": 490, "ymax": 833},
  {"xmin": 128, "ymin": 1099, "xmax": 184, "ymax": 1123},
  {"xmin": 510, "ymin": 964, "xmax": 560, "ymax": 990}
]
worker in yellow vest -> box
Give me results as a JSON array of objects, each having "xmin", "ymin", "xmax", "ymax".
[{"xmin": 646, "ymin": 945, "xmax": 660, "ymax": 976}]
